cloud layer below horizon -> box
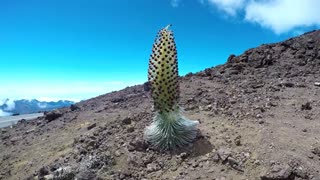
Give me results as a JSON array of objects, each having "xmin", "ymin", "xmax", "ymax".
[
  {"xmin": 0, "ymin": 80, "xmax": 143, "ymax": 102},
  {"xmin": 173, "ymin": 0, "xmax": 320, "ymax": 34},
  {"xmin": 0, "ymin": 110, "xmax": 11, "ymax": 117}
]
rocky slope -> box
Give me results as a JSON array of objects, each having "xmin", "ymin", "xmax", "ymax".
[{"xmin": 0, "ymin": 30, "xmax": 320, "ymax": 180}]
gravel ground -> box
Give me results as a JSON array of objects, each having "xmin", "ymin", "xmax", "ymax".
[{"xmin": 0, "ymin": 30, "xmax": 320, "ymax": 180}]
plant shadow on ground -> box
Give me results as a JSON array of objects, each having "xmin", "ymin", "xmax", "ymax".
[
  {"xmin": 169, "ymin": 131, "xmax": 214, "ymax": 158},
  {"xmin": 189, "ymin": 132, "xmax": 214, "ymax": 157}
]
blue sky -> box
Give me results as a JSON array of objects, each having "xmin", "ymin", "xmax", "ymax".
[{"xmin": 1, "ymin": 0, "xmax": 319, "ymax": 101}]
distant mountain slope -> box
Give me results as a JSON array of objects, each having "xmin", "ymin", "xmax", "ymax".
[{"xmin": 0, "ymin": 99, "xmax": 74, "ymax": 116}]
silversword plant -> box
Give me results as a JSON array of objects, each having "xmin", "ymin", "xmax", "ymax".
[{"xmin": 144, "ymin": 25, "xmax": 199, "ymax": 151}]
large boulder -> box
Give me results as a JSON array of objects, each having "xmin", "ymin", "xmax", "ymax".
[{"xmin": 44, "ymin": 110, "xmax": 63, "ymax": 122}]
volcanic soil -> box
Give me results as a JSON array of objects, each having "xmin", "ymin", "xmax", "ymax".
[{"xmin": 1, "ymin": 30, "xmax": 320, "ymax": 180}]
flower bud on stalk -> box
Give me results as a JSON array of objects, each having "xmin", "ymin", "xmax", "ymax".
[{"xmin": 144, "ymin": 25, "xmax": 199, "ymax": 151}]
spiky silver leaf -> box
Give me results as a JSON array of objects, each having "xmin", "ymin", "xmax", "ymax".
[{"xmin": 144, "ymin": 109, "xmax": 199, "ymax": 151}]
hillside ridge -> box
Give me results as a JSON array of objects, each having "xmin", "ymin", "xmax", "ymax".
[{"xmin": 0, "ymin": 30, "xmax": 320, "ymax": 180}]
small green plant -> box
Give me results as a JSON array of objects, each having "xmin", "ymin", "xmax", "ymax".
[{"xmin": 144, "ymin": 25, "xmax": 199, "ymax": 151}]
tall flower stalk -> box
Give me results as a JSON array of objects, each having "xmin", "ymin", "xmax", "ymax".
[{"xmin": 144, "ymin": 25, "xmax": 199, "ymax": 151}]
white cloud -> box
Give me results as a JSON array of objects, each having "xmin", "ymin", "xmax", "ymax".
[
  {"xmin": 0, "ymin": 98, "xmax": 16, "ymax": 111},
  {"xmin": 207, "ymin": 0, "xmax": 246, "ymax": 16},
  {"xmin": 0, "ymin": 80, "xmax": 144, "ymax": 102},
  {"xmin": 37, "ymin": 102, "xmax": 47, "ymax": 109},
  {"xmin": 0, "ymin": 99, "xmax": 6, "ymax": 107},
  {"xmin": 3, "ymin": 99, "xmax": 15, "ymax": 111},
  {"xmin": 245, "ymin": 0, "xmax": 320, "ymax": 34},
  {"xmin": 0, "ymin": 109, "xmax": 11, "ymax": 117},
  {"xmin": 202, "ymin": 0, "xmax": 320, "ymax": 34}
]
